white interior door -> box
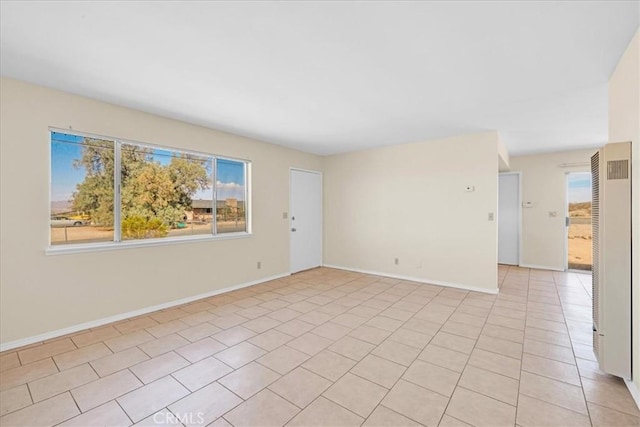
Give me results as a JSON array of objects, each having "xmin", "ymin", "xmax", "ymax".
[
  {"xmin": 498, "ymin": 173, "xmax": 520, "ymax": 265},
  {"xmin": 290, "ymin": 169, "xmax": 322, "ymax": 273}
]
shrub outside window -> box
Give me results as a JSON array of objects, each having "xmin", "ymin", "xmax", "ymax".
[{"xmin": 50, "ymin": 130, "xmax": 250, "ymax": 247}]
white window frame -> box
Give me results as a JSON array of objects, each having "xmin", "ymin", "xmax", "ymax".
[{"xmin": 46, "ymin": 127, "xmax": 251, "ymax": 255}]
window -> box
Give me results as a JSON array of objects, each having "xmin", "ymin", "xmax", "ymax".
[{"xmin": 50, "ymin": 130, "xmax": 250, "ymax": 248}]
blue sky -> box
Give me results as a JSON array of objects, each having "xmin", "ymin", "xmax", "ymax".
[
  {"xmin": 51, "ymin": 132, "xmax": 245, "ymax": 203},
  {"xmin": 568, "ymin": 173, "xmax": 591, "ymax": 203}
]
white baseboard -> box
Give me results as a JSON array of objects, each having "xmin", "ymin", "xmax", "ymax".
[
  {"xmin": 323, "ymin": 264, "xmax": 498, "ymax": 295},
  {"xmin": 519, "ymin": 263, "xmax": 565, "ymax": 272},
  {"xmin": 625, "ymin": 379, "xmax": 640, "ymax": 410},
  {"xmin": 0, "ymin": 272, "xmax": 290, "ymax": 352}
]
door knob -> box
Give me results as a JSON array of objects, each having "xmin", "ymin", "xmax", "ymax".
[{"xmin": 291, "ymin": 228, "xmax": 297, "ymax": 232}]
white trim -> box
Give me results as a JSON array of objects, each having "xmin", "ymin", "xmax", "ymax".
[
  {"xmin": 45, "ymin": 232, "xmax": 252, "ymax": 255},
  {"xmin": 624, "ymin": 379, "xmax": 640, "ymax": 410},
  {"xmin": 519, "ymin": 263, "xmax": 565, "ymax": 272},
  {"xmin": 323, "ymin": 264, "xmax": 498, "ymax": 295},
  {"xmin": 0, "ymin": 272, "xmax": 290, "ymax": 352}
]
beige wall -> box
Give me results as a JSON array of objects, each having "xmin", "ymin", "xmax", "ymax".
[
  {"xmin": 0, "ymin": 78, "xmax": 323, "ymax": 346},
  {"xmin": 608, "ymin": 30, "xmax": 639, "ymax": 401},
  {"xmin": 509, "ymin": 149, "xmax": 596, "ymax": 271},
  {"xmin": 323, "ymin": 131, "xmax": 500, "ymax": 293}
]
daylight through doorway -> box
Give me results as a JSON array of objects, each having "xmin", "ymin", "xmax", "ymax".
[{"xmin": 567, "ymin": 172, "xmax": 592, "ymax": 271}]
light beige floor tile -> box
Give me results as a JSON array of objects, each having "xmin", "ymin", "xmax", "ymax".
[
  {"xmin": 387, "ymin": 328, "xmax": 432, "ymax": 349},
  {"xmin": 418, "ymin": 344, "xmax": 469, "ymax": 373},
  {"xmin": 381, "ymin": 379, "xmax": 448, "ymax": 426},
  {"xmin": 139, "ymin": 334, "xmax": 190, "ymax": 358},
  {"xmin": 402, "ymin": 318, "xmax": 442, "ymax": 336},
  {"xmin": 243, "ymin": 316, "xmax": 282, "ymax": 334},
  {"xmin": 481, "ymin": 323, "xmax": 524, "ymax": 344},
  {"xmin": 371, "ymin": 340, "xmax": 420, "ymax": 366},
  {"xmin": 402, "ymin": 359, "xmax": 460, "ymax": 397},
  {"xmin": 525, "ymin": 327, "xmax": 572, "ymax": 348},
  {"xmin": 54, "ymin": 342, "xmax": 112, "ymax": 371},
  {"xmin": 17, "ymin": 339, "xmax": 77, "ymax": 365},
  {"xmin": 351, "ymin": 354, "xmax": 406, "ymax": 388},
  {"xmin": 329, "ymin": 336, "xmax": 376, "ymax": 361},
  {"xmin": 516, "ymin": 394, "xmax": 591, "ymax": 426},
  {"xmin": 440, "ymin": 320, "xmax": 483, "ymax": 339},
  {"xmin": 256, "ymin": 345, "xmax": 310, "ymax": 375},
  {"xmin": 302, "ymin": 350, "xmax": 356, "ymax": 381},
  {"xmin": 146, "ymin": 320, "xmax": 189, "ymax": 339},
  {"xmin": 29, "ymin": 363, "xmax": 98, "ymax": 402},
  {"xmin": 249, "ymin": 329, "xmax": 295, "ymax": 351},
  {"xmin": 224, "ymin": 389, "xmax": 299, "ymax": 426},
  {"xmin": 438, "ymin": 414, "xmax": 473, "ymax": 426},
  {"xmin": 348, "ymin": 325, "xmax": 392, "ymax": 345},
  {"xmin": 521, "ymin": 353, "xmax": 580, "ymax": 386},
  {"xmin": 430, "ymin": 332, "xmax": 476, "ymax": 354},
  {"xmin": 323, "ymin": 373, "xmax": 387, "ymax": 417},
  {"xmin": 581, "ymin": 377, "xmax": 640, "ymax": 416},
  {"xmin": 150, "ymin": 309, "xmax": 189, "ymax": 324},
  {"xmin": 587, "ymin": 401, "xmax": 640, "ymax": 427},
  {"xmin": 179, "ymin": 311, "xmax": 217, "ymax": 327},
  {"xmin": 476, "ymin": 334, "xmax": 523, "ymax": 359},
  {"xmin": 523, "ymin": 338, "xmax": 575, "ymax": 364},
  {"xmin": 363, "ymin": 405, "xmax": 422, "ymax": 426},
  {"xmin": 446, "ymin": 386, "xmax": 516, "ymax": 427},
  {"xmin": 59, "ymin": 400, "xmax": 131, "ymax": 426},
  {"xmin": 520, "ymin": 371, "xmax": 587, "ymax": 414},
  {"xmin": 236, "ymin": 305, "xmax": 272, "ymax": 320},
  {"xmin": 468, "ymin": 348, "xmax": 521, "ymax": 379},
  {"xmin": 0, "ymin": 385, "xmax": 31, "ymax": 416},
  {"xmin": 379, "ymin": 307, "xmax": 414, "ymax": 321},
  {"xmin": 114, "ymin": 317, "xmax": 159, "ymax": 335},
  {"xmin": 130, "ymin": 351, "xmax": 190, "ymax": 384},
  {"xmin": 0, "ymin": 392, "xmax": 79, "ymax": 426},
  {"xmin": 365, "ymin": 316, "xmax": 404, "ymax": 332},
  {"xmin": 175, "ymin": 337, "xmax": 226, "ymax": 363},
  {"xmin": 172, "ymin": 356, "xmax": 233, "ymax": 391},
  {"xmin": 275, "ymin": 319, "xmax": 315, "ymax": 337},
  {"xmin": 296, "ymin": 310, "xmax": 333, "ymax": 326},
  {"xmin": 286, "ymin": 396, "xmax": 363, "ymax": 426},
  {"xmin": 0, "ymin": 358, "xmax": 58, "ymax": 391},
  {"xmin": 527, "ymin": 317, "xmax": 567, "ymax": 334},
  {"xmin": 214, "ymin": 341, "xmax": 266, "ymax": 369},
  {"xmin": 487, "ymin": 313, "xmax": 526, "ymax": 330},
  {"xmin": 106, "ymin": 330, "xmax": 156, "ymax": 353},
  {"xmin": 0, "ymin": 352, "xmax": 21, "ymax": 373},
  {"xmin": 458, "ymin": 365, "xmax": 519, "ymax": 405},
  {"xmin": 71, "ymin": 326, "xmax": 121, "ymax": 348},
  {"xmin": 287, "ymin": 333, "xmax": 333, "ymax": 356},
  {"xmin": 91, "ymin": 347, "xmax": 150, "ymax": 377},
  {"xmin": 213, "ymin": 326, "xmax": 256, "ymax": 347},
  {"xmin": 169, "ymin": 382, "xmax": 242, "ymax": 426},
  {"xmin": 218, "ymin": 361, "xmax": 280, "ymax": 399},
  {"xmin": 118, "ymin": 375, "xmax": 189, "ymax": 422},
  {"xmin": 311, "ymin": 322, "xmax": 352, "ymax": 341},
  {"xmin": 71, "ymin": 369, "xmax": 142, "ymax": 412},
  {"xmin": 333, "ymin": 313, "xmax": 368, "ymax": 328},
  {"xmin": 267, "ymin": 308, "xmax": 301, "ymax": 323},
  {"xmin": 269, "ymin": 367, "xmax": 331, "ymax": 408}
]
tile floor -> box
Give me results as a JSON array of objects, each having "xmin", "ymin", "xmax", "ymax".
[{"xmin": 1, "ymin": 266, "xmax": 639, "ymax": 426}]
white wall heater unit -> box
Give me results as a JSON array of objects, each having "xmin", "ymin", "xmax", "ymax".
[{"xmin": 591, "ymin": 141, "xmax": 632, "ymax": 379}]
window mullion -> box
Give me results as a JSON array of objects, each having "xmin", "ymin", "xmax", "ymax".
[
  {"xmin": 114, "ymin": 141, "xmax": 122, "ymax": 242},
  {"xmin": 212, "ymin": 157, "xmax": 217, "ymax": 236}
]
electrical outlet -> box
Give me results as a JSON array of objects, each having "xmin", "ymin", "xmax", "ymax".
[
  {"xmin": 257, "ymin": 261, "xmax": 262, "ymax": 269},
  {"xmin": 394, "ymin": 258, "xmax": 399, "ymax": 265},
  {"xmin": 282, "ymin": 212, "xmax": 288, "ymax": 219}
]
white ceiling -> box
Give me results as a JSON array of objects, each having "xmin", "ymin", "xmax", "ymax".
[{"xmin": 1, "ymin": 1, "xmax": 638, "ymax": 156}]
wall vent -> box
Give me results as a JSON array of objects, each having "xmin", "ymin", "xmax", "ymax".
[{"xmin": 607, "ymin": 159, "xmax": 629, "ymax": 180}]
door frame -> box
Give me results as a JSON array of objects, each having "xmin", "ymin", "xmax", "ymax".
[
  {"xmin": 498, "ymin": 171, "xmax": 523, "ymax": 267},
  {"xmin": 289, "ymin": 167, "xmax": 323, "ymax": 274}
]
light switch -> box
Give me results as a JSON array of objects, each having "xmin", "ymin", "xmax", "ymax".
[
  {"xmin": 548, "ymin": 211, "xmax": 557, "ymax": 217},
  {"xmin": 488, "ymin": 212, "xmax": 494, "ymax": 221}
]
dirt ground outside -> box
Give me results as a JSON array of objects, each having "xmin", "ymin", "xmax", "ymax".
[
  {"xmin": 568, "ymin": 202, "xmax": 592, "ymax": 271},
  {"xmin": 51, "ymin": 220, "xmax": 247, "ymax": 245}
]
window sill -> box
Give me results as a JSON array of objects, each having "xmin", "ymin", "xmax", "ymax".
[{"xmin": 45, "ymin": 232, "xmax": 252, "ymax": 256}]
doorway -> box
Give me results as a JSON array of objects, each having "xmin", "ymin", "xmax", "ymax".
[
  {"xmin": 290, "ymin": 169, "xmax": 323, "ymax": 273},
  {"xmin": 567, "ymin": 172, "xmax": 592, "ymax": 271},
  {"xmin": 498, "ymin": 172, "xmax": 521, "ymax": 265}
]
